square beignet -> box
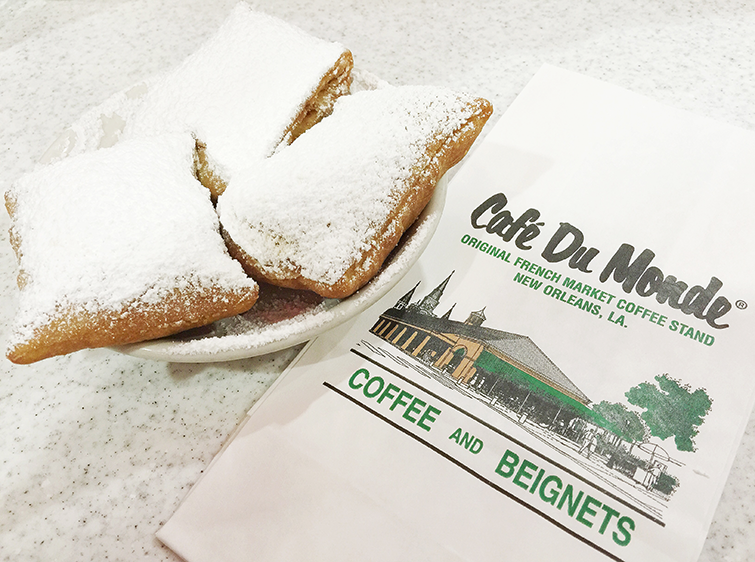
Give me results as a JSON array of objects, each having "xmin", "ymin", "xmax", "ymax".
[
  {"xmin": 5, "ymin": 134, "xmax": 259, "ymax": 364},
  {"xmin": 125, "ymin": 3, "xmax": 353, "ymax": 200},
  {"xmin": 217, "ymin": 85, "xmax": 492, "ymax": 299}
]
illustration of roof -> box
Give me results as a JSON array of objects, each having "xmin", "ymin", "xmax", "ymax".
[
  {"xmin": 483, "ymin": 332, "xmax": 590, "ymax": 404},
  {"xmin": 381, "ymin": 306, "xmax": 590, "ymax": 405}
]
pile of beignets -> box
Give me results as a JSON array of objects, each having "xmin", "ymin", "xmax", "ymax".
[{"xmin": 5, "ymin": 3, "xmax": 492, "ymax": 364}]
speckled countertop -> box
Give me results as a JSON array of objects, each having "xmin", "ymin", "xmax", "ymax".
[{"xmin": 1, "ymin": 1, "xmax": 754, "ymax": 560}]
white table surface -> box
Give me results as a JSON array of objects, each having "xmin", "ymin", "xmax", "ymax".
[{"xmin": 2, "ymin": 1, "xmax": 754, "ymax": 560}]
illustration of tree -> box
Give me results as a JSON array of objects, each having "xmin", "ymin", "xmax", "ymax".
[
  {"xmin": 592, "ymin": 401, "xmax": 648, "ymax": 449},
  {"xmin": 625, "ymin": 374, "xmax": 712, "ymax": 452}
]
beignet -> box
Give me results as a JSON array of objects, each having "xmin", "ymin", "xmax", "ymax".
[
  {"xmin": 5, "ymin": 134, "xmax": 259, "ymax": 364},
  {"xmin": 217, "ymin": 85, "xmax": 492, "ymax": 299},
  {"xmin": 126, "ymin": 3, "xmax": 354, "ymax": 199}
]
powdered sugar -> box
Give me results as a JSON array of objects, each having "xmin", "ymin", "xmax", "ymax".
[
  {"xmin": 118, "ymin": 189, "xmax": 445, "ymax": 362},
  {"xmin": 13, "ymin": 4, "xmax": 469, "ymax": 361},
  {"xmin": 8, "ymin": 133, "xmax": 257, "ymax": 345},
  {"xmin": 123, "ymin": 3, "xmax": 349, "ymax": 183},
  {"xmin": 218, "ymin": 86, "xmax": 477, "ymax": 285}
]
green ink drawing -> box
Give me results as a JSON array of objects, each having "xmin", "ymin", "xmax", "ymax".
[
  {"xmin": 365, "ymin": 272, "xmax": 713, "ymax": 518},
  {"xmin": 625, "ymin": 374, "xmax": 712, "ymax": 453}
]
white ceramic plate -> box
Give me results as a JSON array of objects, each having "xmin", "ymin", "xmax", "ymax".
[{"xmin": 42, "ymin": 71, "xmax": 446, "ymax": 362}]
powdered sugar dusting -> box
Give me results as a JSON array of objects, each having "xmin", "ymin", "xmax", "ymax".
[
  {"xmin": 218, "ymin": 85, "xmax": 476, "ymax": 285},
  {"xmin": 8, "ymin": 133, "xmax": 257, "ymax": 344},
  {"xmin": 121, "ymin": 189, "xmax": 445, "ymax": 361},
  {"xmin": 20, "ymin": 3, "xmax": 466, "ymax": 361},
  {"xmin": 123, "ymin": 3, "xmax": 349, "ymax": 182},
  {"xmin": 349, "ymin": 68, "xmax": 391, "ymax": 93},
  {"xmin": 28, "ymin": 68, "xmax": 451, "ymax": 362}
]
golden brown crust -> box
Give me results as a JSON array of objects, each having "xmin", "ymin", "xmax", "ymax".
[
  {"xmin": 194, "ymin": 140, "xmax": 227, "ymax": 201},
  {"xmin": 288, "ymin": 51, "xmax": 354, "ymax": 142},
  {"xmin": 6, "ymin": 284, "xmax": 259, "ymax": 364},
  {"xmin": 195, "ymin": 50, "xmax": 354, "ymax": 201}
]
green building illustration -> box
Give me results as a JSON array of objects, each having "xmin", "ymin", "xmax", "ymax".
[
  {"xmin": 371, "ymin": 272, "xmax": 592, "ymax": 428},
  {"xmin": 369, "ymin": 273, "xmax": 691, "ymax": 504}
]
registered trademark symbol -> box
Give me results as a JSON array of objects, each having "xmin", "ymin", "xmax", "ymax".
[{"xmin": 736, "ymin": 300, "xmax": 748, "ymax": 310}]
